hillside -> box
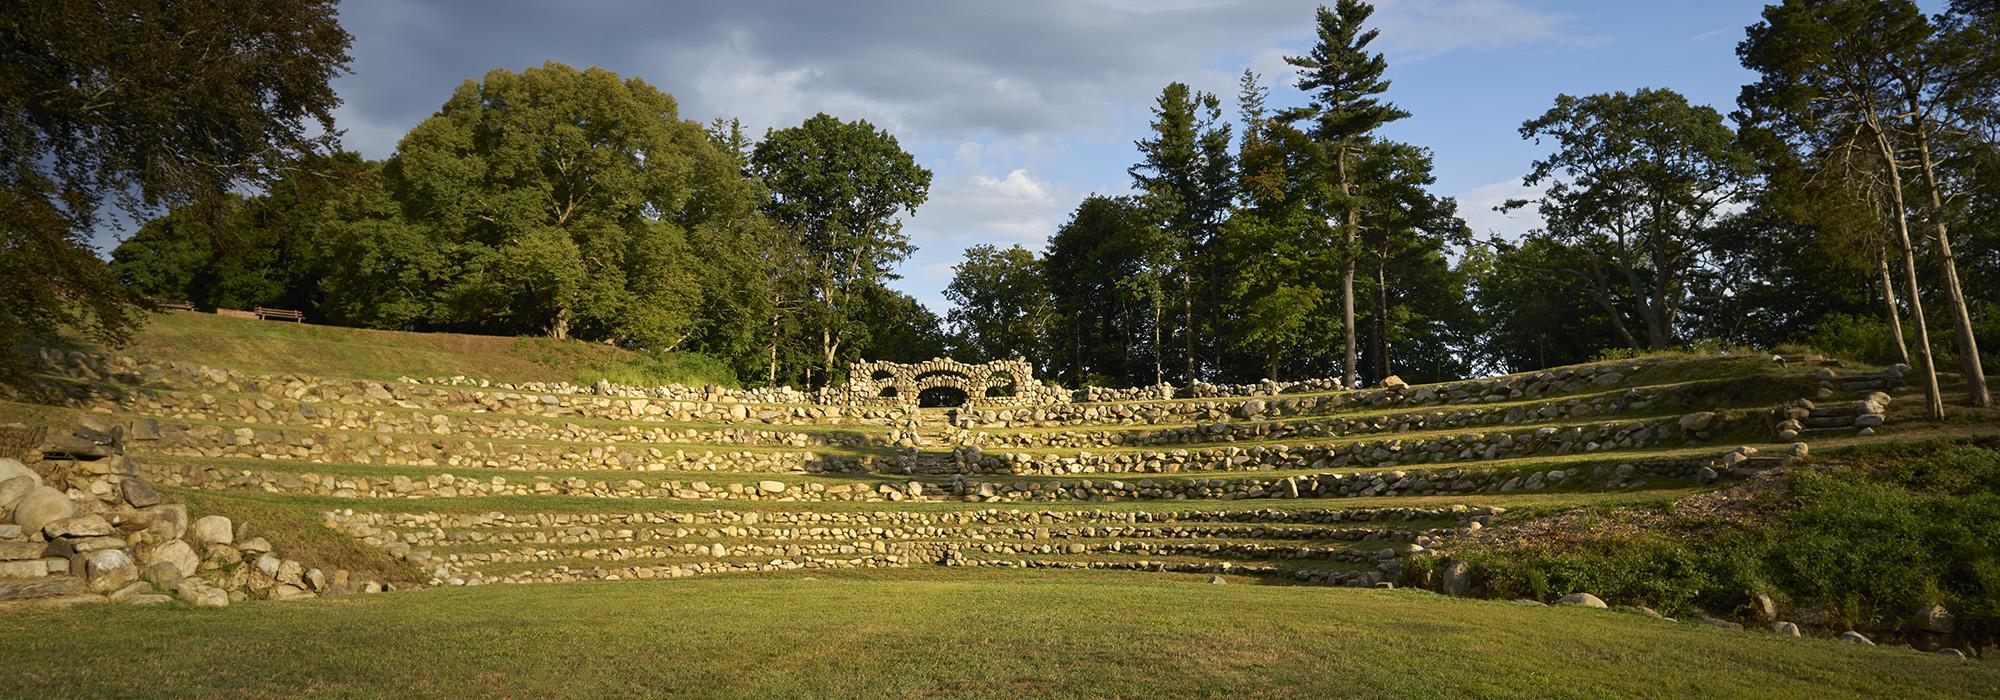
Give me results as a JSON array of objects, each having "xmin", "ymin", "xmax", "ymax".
[
  {"xmin": 2, "ymin": 316, "xmax": 1997, "ymax": 696},
  {"xmin": 65, "ymin": 310, "xmax": 739, "ymax": 387}
]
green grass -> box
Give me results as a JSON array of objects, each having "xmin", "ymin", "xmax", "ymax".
[
  {"xmin": 1, "ymin": 575, "xmax": 1992, "ymax": 698},
  {"xmin": 80, "ymin": 309, "xmax": 739, "ymax": 386}
]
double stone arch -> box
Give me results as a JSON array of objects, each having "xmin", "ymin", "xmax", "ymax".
[{"xmin": 843, "ymin": 358, "xmax": 1047, "ymax": 408}]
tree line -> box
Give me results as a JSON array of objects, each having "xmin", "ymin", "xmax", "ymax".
[
  {"xmin": 106, "ymin": 63, "xmax": 947, "ymax": 388},
  {"xmin": 6, "ymin": 0, "xmax": 1997, "ymax": 411},
  {"xmin": 946, "ymin": 0, "xmax": 1998, "ymax": 415}
]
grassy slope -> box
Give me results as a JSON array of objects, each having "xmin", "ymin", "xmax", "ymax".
[
  {"xmin": 2, "ymin": 575, "xmax": 1994, "ymax": 699},
  {"xmin": 73, "ymin": 310, "xmax": 737, "ymax": 386}
]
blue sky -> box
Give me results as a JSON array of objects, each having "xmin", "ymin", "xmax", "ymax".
[{"xmin": 134, "ymin": 1, "xmax": 1944, "ymax": 314}]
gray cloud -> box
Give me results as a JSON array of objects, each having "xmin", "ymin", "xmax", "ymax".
[
  {"xmin": 329, "ymin": 0, "xmax": 1593, "ymax": 156},
  {"xmin": 319, "ymin": 0, "xmax": 1593, "ymax": 311}
]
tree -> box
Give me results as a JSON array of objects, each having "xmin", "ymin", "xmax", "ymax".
[
  {"xmin": 0, "ymin": 0, "xmax": 351, "ymax": 375},
  {"xmin": 1130, "ymin": 82, "xmax": 1234, "ymax": 382},
  {"xmin": 1354, "ymin": 141, "xmax": 1472, "ymax": 383},
  {"xmin": 945, "ymin": 244, "xmax": 1053, "ymax": 365},
  {"xmin": 1282, "ymin": 0, "xmax": 1410, "ymax": 388},
  {"xmin": 1044, "ymin": 195, "xmax": 1155, "ymax": 387},
  {"xmin": 389, "ymin": 63, "xmax": 728, "ymax": 347},
  {"xmin": 1736, "ymin": 0, "xmax": 1978, "ymax": 417},
  {"xmin": 1502, "ymin": 88, "xmax": 1751, "ymax": 352},
  {"xmin": 851, "ymin": 285, "xmax": 949, "ymax": 365},
  {"xmin": 1465, "ymin": 239, "xmax": 1626, "ymax": 372},
  {"xmin": 1219, "ymin": 82, "xmax": 1335, "ymax": 381},
  {"xmin": 752, "ymin": 114, "xmax": 932, "ymax": 387}
]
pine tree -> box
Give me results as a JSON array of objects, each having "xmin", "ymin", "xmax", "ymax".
[{"xmin": 1281, "ymin": 1, "xmax": 1409, "ymax": 388}]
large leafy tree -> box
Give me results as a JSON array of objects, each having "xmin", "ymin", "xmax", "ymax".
[
  {"xmin": 1282, "ymin": 0, "xmax": 1409, "ymax": 388},
  {"xmin": 945, "ymin": 244, "xmax": 1053, "ymax": 366},
  {"xmin": 1502, "ymin": 88, "xmax": 1751, "ymax": 352},
  {"xmin": 0, "ymin": 0, "xmax": 350, "ymax": 374},
  {"xmin": 752, "ymin": 114, "xmax": 931, "ymax": 387},
  {"xmin": 1130, "ymin": 82, "xmax": 1234, "ymax": 382},
  {"xmin": 390, "ymin": 62, "xmax": 725, "ymax": 347}
]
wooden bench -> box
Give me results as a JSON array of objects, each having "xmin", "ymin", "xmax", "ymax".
[
  {"xmin": 253, "ymin": 307, "xmax": 304, "ymax": 323},
  {"xmin": 146, "ymin": 298, "xmax": 195, "ymax": 312}
]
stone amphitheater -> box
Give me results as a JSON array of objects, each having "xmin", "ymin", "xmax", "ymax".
[{"xmin": 1, "ymin": 352, "xmax": 1907, "ymax": 603}]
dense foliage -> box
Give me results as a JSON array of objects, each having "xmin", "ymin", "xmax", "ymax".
[
  {"xmin": 1448, "ymin": 440, "xmax": 2000, "ymax": 637},
  {"xmin": 2, "ymin": 0, "xmax": 351, "ymax": 376},
  {"xmin": 53, "ymin": 0, "xmax": 2000, "ymax": 396}
]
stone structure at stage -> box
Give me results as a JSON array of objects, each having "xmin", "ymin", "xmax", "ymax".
[{"xmin": 821, "ymin": 358, "xmax": 1068, "ymax": 408}]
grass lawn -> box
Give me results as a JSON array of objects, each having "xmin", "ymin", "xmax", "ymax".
[
  {"xmin": 81, "ymin": 310, "xmax": 737, "ymax": 386},
  {"xmin": 1, "ymin": 573, "xmax": 1992, "ymax": 698}
]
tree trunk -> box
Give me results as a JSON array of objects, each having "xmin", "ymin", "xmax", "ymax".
[
  {"xmin": 1375, "ymin": 254, "xmax": 1389, "ymax": 381},
  {"xmin": 548, "ymin": 306, "xmax": 571, "ymax": 341},
  {"xmin": 1152, "ymin": 293, "xmax": 1164, "ymax": 387},
  {"xmin": 1182, "ymin": 270, "xmax": 1196, "ymax": 384},
  {"xmin": 1912, "ymin": 125, "xmax": 1990, "ymax": 407},
  {"xmin": 1579, "ymin": 250, "xmax": 1642, "ymax": 350},
  {"xmin": 1337, "ymin": 146, "xmax": 1358, "ymax": 389},
  {"xmin": 766, "ymin": 305, "xmax": 782, "ymax": 387},
  {"xmin": 1871, "ymin": 122, "xmax": 1945, "ymax": 420},
  {"xmin": 1876, "ymin": 248, "xmax": 1910, "ymax": 366}
]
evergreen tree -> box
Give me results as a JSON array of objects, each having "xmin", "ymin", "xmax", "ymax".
[
  {"xmin": 1282, "ymin": 0, "xmax": 1410, "ymax": 388},
  {"xmin": 1130, "ymin": 82, "xmax": 1235, "ymax": 383}
]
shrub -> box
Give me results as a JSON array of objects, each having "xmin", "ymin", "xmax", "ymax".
[{"xmin": 1801, "ymin": 313, "xmax": 1901, "ymax": 366}]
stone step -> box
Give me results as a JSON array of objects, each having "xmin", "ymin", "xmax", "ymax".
[{"xmin": 0, "ymin": 576, "xmax": 83, "ymax": 601}]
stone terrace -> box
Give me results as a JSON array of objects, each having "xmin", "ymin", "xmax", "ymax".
[{"xmin": 2, "ymin": 349, "xmax": 1906, "ymax": 592}]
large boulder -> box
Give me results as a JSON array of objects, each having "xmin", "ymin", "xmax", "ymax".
[
  {"xmin": 85, "ymin": 549, "xmax": 138, "ymax": 593},
  {"xmin": 1678, "ymin": 412, "xmax": 1716, "ymax": 433},
  {"xmin": 1439, "ymin": 560, "xmax": 1472, "ymax": 597},
  {"xmin": 1557, "ymin": 592, "xmax": 1608, "ymax": 609},
  {"xmin": 190, "ymin": 515, "xmax": 234, "ymax": 548},
  {"xmin": 147, "ymin": 540, "xmax": 201, "ymax": 579},
  {"xmin": 43, "ymin": 514, "xmax": 113, "ymax": 539},
  {"xmin": 145, "ymin": 504, "xmax": 188, "ymax": 542},
  {"xmin": 121, "ymin": 478, "xmax": 161, "ymax": 508},
  {"xmin": 0, "ymin": 458, "xmax": 37, "ymax": 486},
  {"xmin": 0, "ymin": 475, "xmax": 35, "ymax": 512},
  {"xmin": 1234, "ymin": 399, "xmax": 1267, "ymax": 419},
  {"xmin": 176, "ymin": 579, "xmax": 229, "ymax": 608},
  {"xmin": 11, "ymin": 486, "xmax": 76, "ymax": 533}
]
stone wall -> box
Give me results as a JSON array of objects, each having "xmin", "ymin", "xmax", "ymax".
[{"xmin": 0, "ymin": 420, "xmax": 387, "ymax": 607}]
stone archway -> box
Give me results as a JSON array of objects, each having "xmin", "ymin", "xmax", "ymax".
[
  {"xmin": 918, "ymin": 386, "xmax": 968, "ymax": 408},
  {"xmin": 827, "ymin": 357, "xmax": 1065, "ymax": 408}
]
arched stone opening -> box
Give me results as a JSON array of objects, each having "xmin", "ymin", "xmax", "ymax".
[
  {"xmin": 985, "ymin": 370, "xmax": 1017, "ymax": 398},
  {"xmin": 918, "ymin": 386, "xmax": 968, "ymax": 408}
]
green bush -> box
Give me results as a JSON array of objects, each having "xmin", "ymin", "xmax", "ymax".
[
  {"xmin": 1459, "ymin": 440, "xmax": 2000, "ymax": 633},
  {"xmin": 1801, "ymin": 313, "xmax": 1901, "ymax": 366},
  {"xmin": 1467, "ymin": 536, "xmax": 1759, "ymax": 617}
]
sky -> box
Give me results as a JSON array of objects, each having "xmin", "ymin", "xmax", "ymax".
[{"xmin": 301, "ymin": 0, "xmax": 1800, "ymax": 314}]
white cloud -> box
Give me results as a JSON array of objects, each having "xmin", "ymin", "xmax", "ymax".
[
  {"xmin": 1373, "ymin": 0, "xmax": 1608, "ymax": 59},
  {"xmin": 1457, "ymin": 177, "xmax": 1545, "ymax": 242}
]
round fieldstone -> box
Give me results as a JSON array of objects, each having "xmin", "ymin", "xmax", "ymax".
[
  {"xmin": 12, "ymin": 486, "xmax": 76, "ymax": 533},
  {"xmin": 190, "ymin": 515, "xmax": 234, "ymax": 548},
  {"xmin": 1557, "ymin": 592, "xmax": 1608, "ymax": 608}
]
